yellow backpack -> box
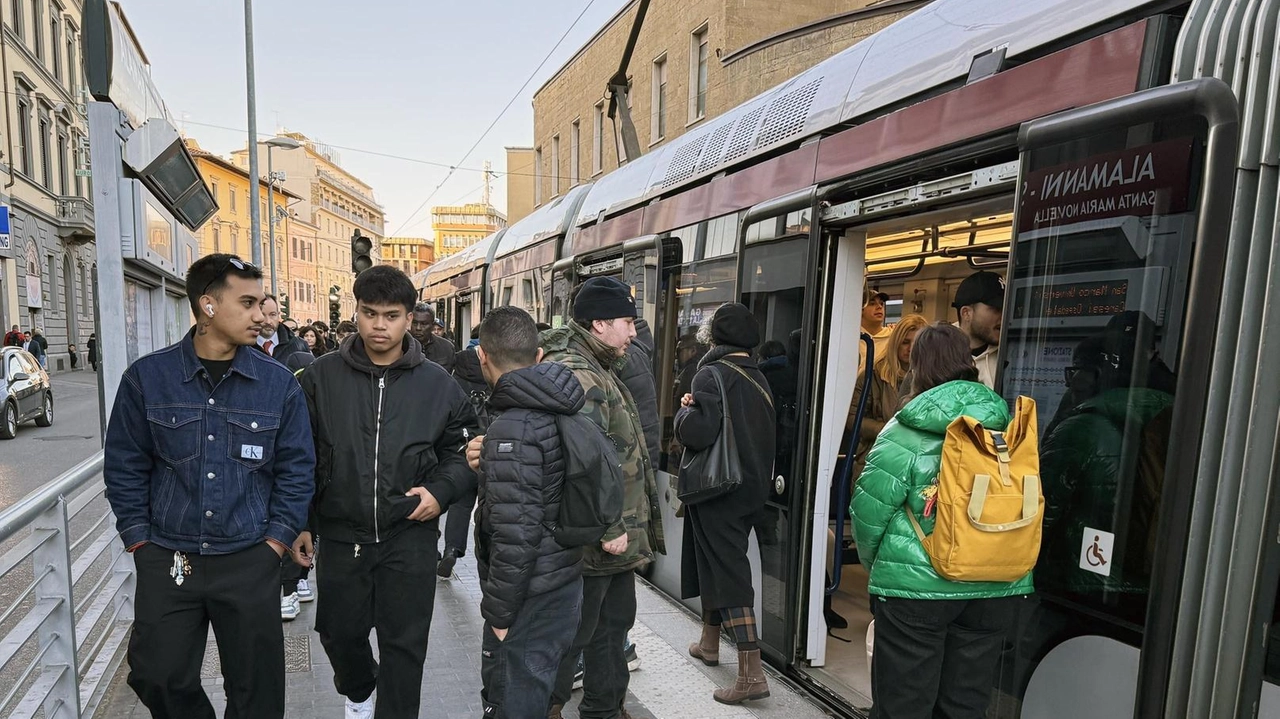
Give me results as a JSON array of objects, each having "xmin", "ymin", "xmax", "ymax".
[{"xmin": 906, "ymin": 396, "xmax": 1042, "ymax": 583}]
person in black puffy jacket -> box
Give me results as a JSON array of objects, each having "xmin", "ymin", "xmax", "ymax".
[{"xmin": 472, "ymin": 306, "xmax": 589, "ymax": 718}]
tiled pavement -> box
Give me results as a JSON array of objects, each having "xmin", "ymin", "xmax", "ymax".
[{"xmin": 95, "ymin": 548, "xmax": 833, "ymax": 718}]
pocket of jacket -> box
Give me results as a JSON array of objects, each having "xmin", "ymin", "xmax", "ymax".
[
  {"xmin": 226, "ymin": 412, "xmax": 280, "ymax": 470},
  {"xmin": 146, "ymin": 408, "xmax": 203, "ymax": 465}
]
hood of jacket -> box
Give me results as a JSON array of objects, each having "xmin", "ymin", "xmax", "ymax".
[
  {"xmin": 488, "ymin": 361, "xmax": 585, "ymax": 416},
  {"xmin": 542, "ymin": 322, "xmax": 629, "ymax": 374},
  {"xmin": 453, "ymin": 346, "xmax": 485, "ymax": 385},
  {"xmin": 339, "ymin": 333, "xmax": 425, "ymax": 375},
  {"xmin": 897, "ymin": 380, "xmax": 1010, "ymax": 435}
]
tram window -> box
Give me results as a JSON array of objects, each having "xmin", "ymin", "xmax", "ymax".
[
  {"xmin": 704, "ymin": 213, "xmax": 738, "ymax": 258},
  {"xmin": 654, "ymin": 256, "xmax": 737, "ymax": 472},
  {"xmin": 1006, "ymin": 122, "xmax": 1203, "ymax": 632},
  {"xmin": 784, "ymin": 208, "xmax": 811, "ymax": 236},
  {"xmin": 670, "ymin": 223, "xmax": 699, "ymax": 264}
]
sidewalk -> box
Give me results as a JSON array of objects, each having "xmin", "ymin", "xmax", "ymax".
[{"xmin": 95, "ymin": 548, "xmax": 834, "ymax": 718}]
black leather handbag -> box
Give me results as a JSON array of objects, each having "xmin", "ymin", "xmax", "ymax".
[{"xmin": 677, "ymin": 365, "xmax": 743, "ymax": 505}]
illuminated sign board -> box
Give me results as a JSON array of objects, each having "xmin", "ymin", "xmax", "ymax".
[{"xmin": 1014, "ymin": 278, "xmax": 1131, "ymax": 320}]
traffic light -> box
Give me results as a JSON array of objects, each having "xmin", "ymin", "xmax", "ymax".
[
  {"xmin": 351, "ymin": 231, "xmax": 373, "ymax": 275},
  {"xmin": 279, "ymin": 293, "xmax": 291, "ymax": 320},
  {"xmin": 328, "ymin": 285, "xmax": 341, "ymax": 328}
]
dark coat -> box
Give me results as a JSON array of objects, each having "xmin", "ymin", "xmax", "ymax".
[
  {"xmin": 299, "ymin": 334, "xmax": 477, "ymax": 544},
  {"xmin": 475, "ymin": 362, "xmax": 587, "ymax": 629},
  {"xmin": 422, "ymin": 333, "xmax": 457, "ymax": 373},
  {"xmin": 620, "ymin": 318, "xmax": 661, "ymax": 468},
  {"xmin": 452, "ymin": 346, "xmax": 492, "ymax": 432},
  {"xmin": 674, "ymin": 350, "xmax": 776, "ymax": 610},
  {"xmin": 263, "ymin": 324, "xmax": 314, "ymax": 374}
]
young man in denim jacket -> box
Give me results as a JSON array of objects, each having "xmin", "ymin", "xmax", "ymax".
[{"xmin": 104, "ymin": 254, "xmax": 315, "ymax": 718}]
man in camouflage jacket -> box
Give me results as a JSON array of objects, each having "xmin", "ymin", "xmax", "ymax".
[{"xmin": 543, "ymin": 276, "xmax": 665, "ymax": 719}]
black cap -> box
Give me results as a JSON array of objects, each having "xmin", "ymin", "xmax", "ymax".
[
  {"xmin": 573, "ymin": 277, "xmax": 637, "ymax": 323},
  {"xmin": 952, "ymin": 271, "xmax": 1005, "ymax": 309},
  {"xmin": 864, "ymin": 287, "xmax": 889, "ymax": 304},
  {"xmin": 710, "ymin": 303, "xmax": 761, "ymax": 349}
]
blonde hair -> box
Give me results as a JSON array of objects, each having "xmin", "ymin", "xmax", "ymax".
[{"xmin": 874, "ymin": 313, "xmax": 929, "ymax": 386}]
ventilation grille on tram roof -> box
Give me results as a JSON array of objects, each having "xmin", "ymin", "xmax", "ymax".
[
  {"xmin": 661, "ymin": 134, "xmax": 709, "ymax": 189},
  {"xmin": 722, "ymin": 106, "xmax": 767, "ymax": 163},
  {"xmin": 754, "ymin": 77, "xmax": 823, "ymax": 150},
  {"xmin": 694, "ymin": 123, "xmax": 735, "ymax": 175}
]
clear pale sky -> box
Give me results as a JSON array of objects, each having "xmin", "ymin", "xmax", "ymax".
[{"xmin": 119, "ymin": 0, "xmax": 630, "ymax": 237}]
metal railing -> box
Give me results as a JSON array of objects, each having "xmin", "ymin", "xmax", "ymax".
[{"xmin": 0, "ymin": 451, "xmax": 133, "ymax": 718}]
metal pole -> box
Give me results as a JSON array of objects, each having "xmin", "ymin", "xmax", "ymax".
[
  {"xmin": 244, "ymin": 0, "xmax": 262, "ymax": 267},
  {"xmin": 87, "ymin": 102, "xmax": 128, "ymax": 438},
  {"xmin": 267, "ymin": 147, "xmax": 276, "ymax": 295}
]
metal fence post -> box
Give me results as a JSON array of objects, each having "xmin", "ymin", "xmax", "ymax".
[{"xmin": 32, "ymin": 496, "xmax": 82, "ymax": 717}]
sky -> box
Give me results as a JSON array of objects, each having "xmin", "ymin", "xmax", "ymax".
[{"xmin": 119, "ymin": 0, "xmax": 631, "ymax": 238}]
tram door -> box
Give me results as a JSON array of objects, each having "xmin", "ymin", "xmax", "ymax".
[{"xmin": 991, "ymin": 82, "xmax": 1236, "ymax": 717}]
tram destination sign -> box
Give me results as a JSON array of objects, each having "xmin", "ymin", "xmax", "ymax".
[
  {"xmin": 1018, "ymin": 137, "xmax": 1194, "ymax": 232},
  {"xmin": 1014, "ymin": 278, "xmax": 1130, "ymax": 320}
]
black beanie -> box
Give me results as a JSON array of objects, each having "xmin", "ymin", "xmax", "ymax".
[
  {"xmin": 711, "ymin": 303, "xmax": 760, "ymax": 349},
  {"xmin": 573, "ymin": 277, "xmax": 637, "ymax": 323}
]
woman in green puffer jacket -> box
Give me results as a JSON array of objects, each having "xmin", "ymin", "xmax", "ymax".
[{"xmin": 851, "ymin": 323, "xmax": 1031, "ymax": 719}]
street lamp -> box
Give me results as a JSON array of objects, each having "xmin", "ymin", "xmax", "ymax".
[{"xmin": 264, "ymin": 135, "xmax": 302, "ymax": 296}]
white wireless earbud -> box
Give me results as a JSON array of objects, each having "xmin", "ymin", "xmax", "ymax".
[{"xmin": 206, "ymin": 304, "xmax": 215, "ymax": 317}]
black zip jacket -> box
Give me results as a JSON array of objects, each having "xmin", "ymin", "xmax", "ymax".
[
  {"xmin": 262, "ymin": 324, "xmax": 314, "ymax": 374},
  {"xmin": 300, "ymin": 334, "xmax": 477, "ymax": 544},
  {"xmin": 422, "ymin": 333, "xmax": 457, "ymax": 373},
  {"xmin": 476, "ymin": 361, "xmax": 587, "ymax": 629},
  {"xmin": 452, "ymin": 346, "xmax": 492, "ymax": 431}
]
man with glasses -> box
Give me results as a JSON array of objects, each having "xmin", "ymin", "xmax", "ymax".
[{"xmin": 104, "ymin": 253, "xmax": 315, "ymax": 718}]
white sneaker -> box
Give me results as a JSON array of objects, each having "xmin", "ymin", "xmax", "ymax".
[
  {"xmin": 296, "ymin": 579, "xmax": 314, "ymax": 602},
  {"xmin": 280, "ymin": 592, "xmax": 300, "ymax": 621},
  {"xmin": 345, "ymin": 694, "xmax": 374, "ymax": 719}
]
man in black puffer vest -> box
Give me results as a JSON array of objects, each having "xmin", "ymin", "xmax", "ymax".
[{"xmin": 472, "ymin": 306, "xmax": 591, "ymax": 718}]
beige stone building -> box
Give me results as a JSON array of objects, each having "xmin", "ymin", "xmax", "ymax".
[
  {"xmin": 0, "ymin": 0, "xmax": 96, "ymax": 372},
  {"xmin": 234, "ymin": 133, "xmax": 386, "ymax": 321},
  {"xmin": 382, "ymin": 236, "xmax": 434, "ymax": 276},
  {"xmin": 285, "ymin": 213, "xmax": 321, "ymax": 322},
  {"xmin": 504, "ymin": 147, "xmax": 536, "ymax": 224},
  {"xmin": 524, "ymin": 0, "xmax": 926, "ymax": 210},
  {"xmin": 432, "ymin": 203, "xmax": 506, "ymax": 260}
]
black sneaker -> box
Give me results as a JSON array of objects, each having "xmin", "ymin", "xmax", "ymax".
[{"xmin": 437, "ymin": 551, "xmax": 458, "ymax": 579}]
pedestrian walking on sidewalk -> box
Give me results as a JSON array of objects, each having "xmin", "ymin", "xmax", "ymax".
[
  {"xmin": 437, "ymin": 328, "xmax": 489, "ymax": 580},
  {"xmin": 294, "ymin": 265, "xmax": 477, "ymax": 719},
  {"xmin": 676, "ymin": 303, "xmax": 777, "ymax": 705},
  {"xmin": 543, "ymin": 277, "xmax": 666, "ymax": 719},
  {"xmin": 467, "ymin": 306, "xmax": 595, "ymax": 718},
  {"xmin": 103, "ymin": 253, "xmax": 315, "ymax": 718}
]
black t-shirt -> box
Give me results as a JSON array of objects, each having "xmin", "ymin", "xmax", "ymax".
[{"xmin": 200, "ymin": 357, "xmax": 234, "ymax": 384}]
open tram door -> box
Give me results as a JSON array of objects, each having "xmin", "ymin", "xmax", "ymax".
[{"xmin": 992, "ymin": 78, "xmax": 1236, "ymax": 717}]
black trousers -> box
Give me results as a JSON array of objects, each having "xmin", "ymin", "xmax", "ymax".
[
  {"xmin": 316, "ymin": 523, "xmax": 438, "ymax": 718},
  {"xmin": 549, "ymin": 570, "xmax": 637, "ymax": 718},
  {"xmin": 281, "ymin": 553, "xmax": 311, "ymax": 595},
  {"xmin": 482, "ymin": 577, "xmax": 583, "ymax": 718},
  {"xmin": 441, "ymin": 486, "xmax": 477, "ymax": 556},
  {"xmin": 127, "ymin": 542, "xmax": 285, "ymax": 719},
  {"xmin": 869, "ymin": 595, "xmax": 1022, "ymax": 719}
]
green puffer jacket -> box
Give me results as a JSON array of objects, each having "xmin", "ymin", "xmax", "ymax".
[
  {"xmin": 542, "ymin": 322, "xmax": 665, "ymax": 575},
  {"xmin": 851, "ymin": 380, "xmax": 1034, "ymax": 600}
]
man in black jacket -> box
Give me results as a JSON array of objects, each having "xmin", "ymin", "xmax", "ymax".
[
  {"xmin": 293, "ymin": 266, "xmax": 476, "ymax": 718},
  {"xmin": 473, "ymin": 306, "xmax": 589, "ymax": 718},
  {"xmin": 438, "ymin": 328, "xmax": 489, "ymax": 579},
  {"xmin": 411, "ymin": 302, "xmax": 456, "ymax": 373}
]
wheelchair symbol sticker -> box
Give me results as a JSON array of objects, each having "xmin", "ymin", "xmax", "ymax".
[{"xmin": 1079, "ymin": 527, "xmax": 1114, "ymax": 577}]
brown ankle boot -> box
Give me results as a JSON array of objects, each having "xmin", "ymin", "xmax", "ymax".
[
  {"xmin": 713, "ymin": 649, "xmax": 770, "ymax": 704},
  {"xmin": 688, "ymin": 623, "xmax": 720, "ymax": 666}
]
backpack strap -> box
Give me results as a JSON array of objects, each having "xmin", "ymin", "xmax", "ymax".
[
  {"xmin": 990, "ymin": 430, "xmax": 1012, "ymax": 486},
  {"xmin": 716, "ymin": 361, "xmax": 774, "ymax": 409}
]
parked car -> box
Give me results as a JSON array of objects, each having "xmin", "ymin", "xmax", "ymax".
[{"xmin": 1, "ymin": 346, "xmax": 53, "ymax": 439}]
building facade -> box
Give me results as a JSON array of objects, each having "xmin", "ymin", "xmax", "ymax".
[
  {"xmin": 234, "ymin": 133, "xmax": 386, "ymax": 321},
  {"xmin": 504, "ymin": 146, "xmax": 536, "ymax": 225},
  {"xmin": 382, "ymin": 236, "xmax": 434, "ymax": 276},
  {"xmin": 285, "ymin": 213, "xmax": 321, "ymax": 323},
  {"xmin": 525, "ymin": 0, "xmax": 926, "ymax": 210},
  {"xmin": 431, "ymin": 202, "xmax": 506, "ymax": 260},
  {"xmin": 187, "ymin": 139, "xmax": 300, "ymax": 295},
  {"xmin": 0, "ymin": 0, "xmax": 96, "ymax": 372}
]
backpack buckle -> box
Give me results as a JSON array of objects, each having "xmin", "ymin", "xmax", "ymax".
[{"xmin": 990, "ymin": 431, "xmax": 1013, "ymax": 465}]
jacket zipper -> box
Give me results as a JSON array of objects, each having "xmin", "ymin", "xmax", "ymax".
[{"xmin": 373, "ymin": 375, "xmax": 386, "ymax": 542}]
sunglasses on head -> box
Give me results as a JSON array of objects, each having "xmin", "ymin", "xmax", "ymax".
[{"xmin": 200, "ymin": 256, "xmax": 257, "ymax": 297}]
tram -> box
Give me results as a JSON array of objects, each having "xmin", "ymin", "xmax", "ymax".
[{"xmin": 419, "ymin": 0, "xmax": 1280, "ymax": 715}]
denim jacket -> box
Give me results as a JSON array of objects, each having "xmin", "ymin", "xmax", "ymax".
[{"xmin": 104, "ymin": 330, "xmax": 315, "ymax": 554}]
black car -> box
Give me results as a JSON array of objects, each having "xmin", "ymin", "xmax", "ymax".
[{"xmin": 1, "ymin": 347, "xmax": 53, "ymax": 439}]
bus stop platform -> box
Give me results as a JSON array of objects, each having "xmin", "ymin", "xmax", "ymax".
[{"xmin": 94, "ymin": 549, "xmax": 834, "ymax": 719}]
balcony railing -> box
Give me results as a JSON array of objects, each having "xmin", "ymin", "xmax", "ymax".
[{"xmin": 55, "ymin": 197, "xmax": 94, "ymax": 243}]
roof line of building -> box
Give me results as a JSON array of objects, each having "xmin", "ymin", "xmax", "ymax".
[
  {"xmin": 533, "ymin": 0, "xmax": 640, "ymax": 100},
  {"xmin": 720, "ymin": 0, "xmax": 930, "ymax": 66},
  {"xmin": 188, "ymin": 144, "xmax": 305, "ymax": 201}
]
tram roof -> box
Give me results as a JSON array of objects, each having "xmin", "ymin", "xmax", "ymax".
[
  {"xmin": 421, "ymin": 231, "xmax": 502, "ymax": 285},
  {"xmin": 572, "ymin": 0, "xmax": 1159, "ymax": 229},
  {"xmin": 493, "ymin": 184, "xmax": 592, "ymax": 261}
]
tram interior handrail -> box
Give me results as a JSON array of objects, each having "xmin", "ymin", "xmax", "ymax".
[
  {"xmin": 827, "ymin": 333, "xmax": 875, "ymax": 596},
  {"xmin": 0, "ymin": 449, "xmax": 134, "ymax": 718}
]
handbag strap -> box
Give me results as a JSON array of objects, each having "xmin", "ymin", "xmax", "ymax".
[{"xmin": 716, "ymin": 361, "xmax": 774, "ymax": 409}]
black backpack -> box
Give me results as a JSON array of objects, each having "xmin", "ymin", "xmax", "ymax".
[{"xmin": 550, "ymin": 412, "xmax": 624, "ymax": 547}]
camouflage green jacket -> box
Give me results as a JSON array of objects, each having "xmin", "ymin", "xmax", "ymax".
[{"xmin": 542, "ymin": 322, "xmax": 666, "ymax": 575}]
